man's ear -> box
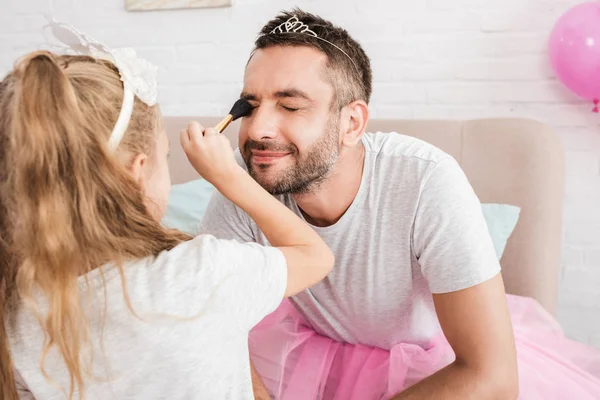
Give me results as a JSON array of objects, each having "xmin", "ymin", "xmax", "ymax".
[
  {"xmin": 341, "ymin": 100, "xmax": 369, "ymax": 148},
  {"xmin": 129, "ymin": 153, "xmax": 148, "ymax": 186}
]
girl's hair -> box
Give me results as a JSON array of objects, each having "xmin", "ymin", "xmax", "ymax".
[{"xmin": 0, "ymin": 51, "xmax": 190, "ymax": 399}]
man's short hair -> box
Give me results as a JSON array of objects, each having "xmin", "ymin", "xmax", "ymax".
[{"xmin": 253, "ymin": 8, "xmax": 373, "ymax": 109}]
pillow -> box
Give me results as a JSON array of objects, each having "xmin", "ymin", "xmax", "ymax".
[
  {"xmin": 162, "ymin": 179, "xmax": 521, "ymax": 259},
  {"xmin": 481, "ymin": 203, "xmax": 521, "ymax": 259},
  {"xmin": 161, "ymin": 179, "xmax": 215, "ymax": 235}
]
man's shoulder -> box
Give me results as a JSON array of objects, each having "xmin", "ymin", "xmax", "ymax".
[{"xmin": 363, "ymin": 131, "xmax": 452, "ymax": 169}]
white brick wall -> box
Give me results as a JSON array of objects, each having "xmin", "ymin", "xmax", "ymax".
[{"xmin": 2, "ymin": 0, "xmax": 600, "ymax": 347}]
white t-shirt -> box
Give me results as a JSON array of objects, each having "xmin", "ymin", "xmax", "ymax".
[
  {"xmin": 8, "ymin": 235, "xmax": 287, "ymax": 399},
  {"xmin": 199, "ymin": 132, "xmax": 501, "ymax": 349}
]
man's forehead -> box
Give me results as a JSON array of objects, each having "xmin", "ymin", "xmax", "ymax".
[
  {"xmin": 243, "ymin": 47, "xmax": 332, "ymax": 99},
  {"xmin": 249, "ymin": 46, "xmax": 328, "ymax": 68}
]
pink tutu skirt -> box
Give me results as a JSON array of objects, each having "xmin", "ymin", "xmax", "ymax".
[{"xmin": 249, "ymin": 295, "xmax": 600, "ymax": 399}]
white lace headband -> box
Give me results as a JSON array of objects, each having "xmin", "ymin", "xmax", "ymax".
[
  {"xmin": 267, "ymin": 16, "xmax": 360, "ymax": 74},
  {"xmin": 44, "ymin": 18, "xmax": 158, "ymax": 152}
]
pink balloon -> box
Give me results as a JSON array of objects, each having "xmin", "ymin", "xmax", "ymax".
[{"xmin": 549, "ymin": 2, "xmax": 600, "ymax": 106}]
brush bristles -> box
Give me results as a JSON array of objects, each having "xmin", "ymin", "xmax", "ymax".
[{"xmin": 229, "ymin": 98, "xmax": 254, "ymax": 120}]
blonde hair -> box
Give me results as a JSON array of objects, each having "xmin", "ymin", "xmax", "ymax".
[{"xmin": 0, "ymin": 51, "xmax": 190, "ymax": 399}]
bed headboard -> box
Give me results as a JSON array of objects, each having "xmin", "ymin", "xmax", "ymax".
[{"xmin": 164, "ymin": 116, "xmax": 565, "ymax": 314}]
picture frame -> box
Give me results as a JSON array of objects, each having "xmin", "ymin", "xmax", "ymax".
[{"xmin": 126, "ymin": 0, "xmax": 232, "ymax": 11}]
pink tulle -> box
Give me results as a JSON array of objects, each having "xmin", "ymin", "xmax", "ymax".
[{"xmin": 249, "ymin": 295, "xmax": 600, "ymax": 399}]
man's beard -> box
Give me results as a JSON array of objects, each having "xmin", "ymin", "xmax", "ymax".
[{"xmin": 242, "ymin": 115, "xmax": 340, "ymax": 195}]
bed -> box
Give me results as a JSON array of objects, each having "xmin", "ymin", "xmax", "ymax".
[{"xmin": 163, "ymin": 116, "xmax": 565, "ymax": 314}]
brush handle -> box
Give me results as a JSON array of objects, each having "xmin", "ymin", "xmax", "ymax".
[{"xmin": 215, "ymin": 114, "xmax": 234, "ymax": 133}]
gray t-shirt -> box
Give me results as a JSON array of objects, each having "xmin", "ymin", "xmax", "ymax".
[
  {"xmin": 8, "ymin": 235, "xmax": 287, "ymax": 399},
  {"xmin": 199, "ymin": 132, "xmax": 500, "ymax": 350}
]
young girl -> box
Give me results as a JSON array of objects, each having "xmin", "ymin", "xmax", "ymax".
[{"xmin": 0, "ymin": 50, "xmax": 334, "ymax": 399}]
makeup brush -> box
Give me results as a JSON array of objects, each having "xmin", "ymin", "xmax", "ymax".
[{"xmin": 214, "ymin": 99, "xmax": 253, "ymax": 133}]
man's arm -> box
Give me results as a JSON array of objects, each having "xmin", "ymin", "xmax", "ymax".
[
  {"xmin": 251, "ymin": 356, "xmax": 271, "ymax": 400},
  {"xmin": 398, "ymin": 155, "xmax": 519, "ymax": 399},
  {"xmin": 391, "ymin": 274, "xmax": 518, "ymax": 400}
]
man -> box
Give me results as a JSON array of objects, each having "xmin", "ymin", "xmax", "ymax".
[{"xmin": 199, "ymin": 8, "xmax": 518, "ymax": 399}]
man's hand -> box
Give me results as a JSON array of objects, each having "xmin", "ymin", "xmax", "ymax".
[
  {"xmin": 391, "ymin": 275, "xmax": 518, "ymax": 399},
  {"xmin": 250, "ymin": 358, "xmax": 271, "ymax": 400}
]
